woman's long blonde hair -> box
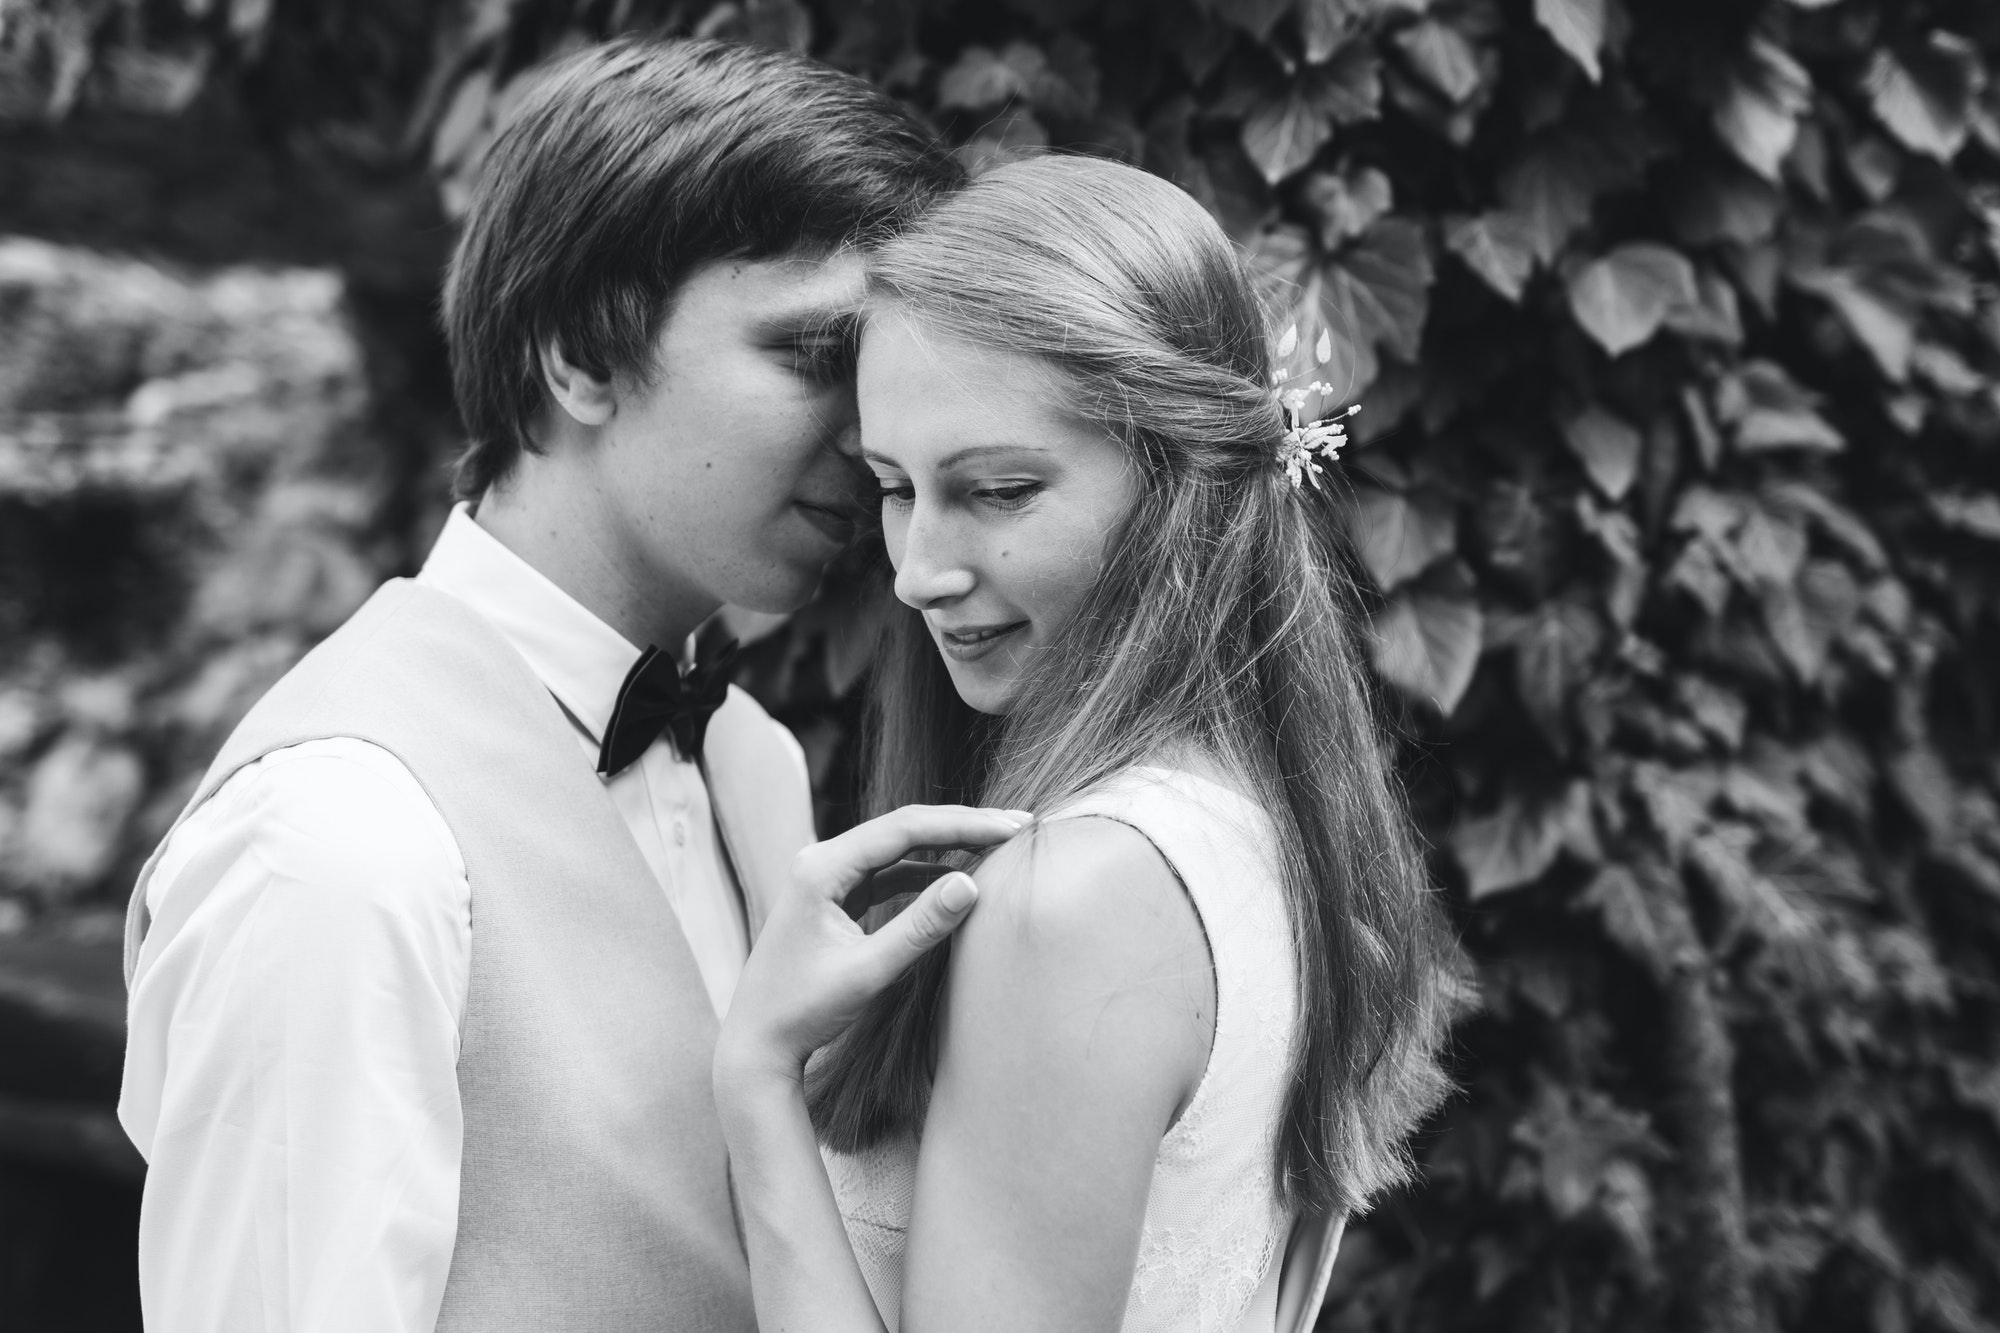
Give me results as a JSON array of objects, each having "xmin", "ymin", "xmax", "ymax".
[{"xmin": 808, "ymin": 154, "xmax": 1463, "ymax": 1217}]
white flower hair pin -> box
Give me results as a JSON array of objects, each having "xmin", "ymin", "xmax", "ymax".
[{"xmin": 1272, "ymin": 324, "xmax": 1360, "ymax": 490}]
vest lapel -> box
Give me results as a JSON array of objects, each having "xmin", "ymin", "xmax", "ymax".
[{"xmin": 701, "ymin": 687, "xmax": 817, "ymax": 940}]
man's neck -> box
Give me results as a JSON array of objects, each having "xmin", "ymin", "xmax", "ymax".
[{"xmin": 472, "ymin": 475, "xmax": 715, "ymax": 654}]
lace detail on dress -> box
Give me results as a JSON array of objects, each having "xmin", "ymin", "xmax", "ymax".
[
  {"xmin": 1129, "ymin": 1146, "xmax": 1293, "ymax": 1331},
  {"xmin": 823, "ymin": 1133, "xmax": 918, "ymax": 1330}
]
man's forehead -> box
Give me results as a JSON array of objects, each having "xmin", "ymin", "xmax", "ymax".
[{"xmin": 729, "ymin": 251, "xmax": 869, "ymax": 327}]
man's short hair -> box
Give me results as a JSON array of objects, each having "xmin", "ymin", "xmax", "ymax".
[{"xmin": 441, "ymin": 37, "xmax": 962, "ymax": 498}]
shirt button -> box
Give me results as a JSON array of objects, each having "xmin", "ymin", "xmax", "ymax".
[{"xmin": 672, "ymin": 821, "xmax": 687, "ymax": 847}]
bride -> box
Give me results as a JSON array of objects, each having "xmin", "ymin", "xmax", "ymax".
[{"xmin": 713, "ymin": 154, "xmax": 1462, "ymax": 1333}]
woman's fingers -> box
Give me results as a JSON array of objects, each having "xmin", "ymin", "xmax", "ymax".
[
  {"xmin": 862, "ymin": 871, "xmax": 980, "ymax": 984},
  {"xmin": 797, "ymin": 806, "xmax": 1031, "ymax": 902}
]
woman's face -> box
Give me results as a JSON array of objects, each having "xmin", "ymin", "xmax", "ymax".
[{"xmin": 857, "ymin": 315, "xmax": 1139, "ymax": 715}]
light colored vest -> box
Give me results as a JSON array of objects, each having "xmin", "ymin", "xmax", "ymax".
[{"xmin": 124, "ymin": 579, "xmax": 811, "ymax": 1333}]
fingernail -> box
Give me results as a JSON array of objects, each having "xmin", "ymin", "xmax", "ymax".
[
  {"xmin": 1000, "ymin": 809, "xmax": 1035, "ymax": 824},
  {"xmin": 939, "ymin": 873, "xmax": 978, "ymax": 912}
]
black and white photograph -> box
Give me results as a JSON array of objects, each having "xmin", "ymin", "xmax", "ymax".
[{"xmin": 1, "ymin": 1, "xmax": 1997, "ymax": 1331}]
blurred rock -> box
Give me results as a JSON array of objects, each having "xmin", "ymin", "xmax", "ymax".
[
  {"xmin": 5, "ymin": 736, "xmax": 145, "ymax": 903},
  {"xmin": 58, "ymin": 674, "xmax": 137, "ymax": 734},
  {"xmin": 191, "ymin": 480, "xmax": 382, "ymax": 638},
  {"xmin": 0, "ymin": 235, "xmax": 368, "ymax": 504},
  {"xmin": 0, "ymin": 235, "xmax": 391, "ymax": 911},
  {"xmin": 168, "ymin": 633, "xmax": 306, "ymax": 744},
  {"xmin": 0, "ymin": 688, "xmax": 40, "ymax": 760}
]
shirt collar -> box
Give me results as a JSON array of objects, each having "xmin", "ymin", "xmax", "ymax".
[{"xmin": 415, "ymin": 503, "xmax": 641, "ymax": 745}]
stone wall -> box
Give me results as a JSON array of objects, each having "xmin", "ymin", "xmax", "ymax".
[{"xmin": 0, "ymin": 235, "xmax": 399, "ymax": 930}]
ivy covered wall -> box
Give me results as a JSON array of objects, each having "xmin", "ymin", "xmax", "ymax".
[{"xmin": 2, "ymin": 1, "xmax": 1998, "ymax": 1330}]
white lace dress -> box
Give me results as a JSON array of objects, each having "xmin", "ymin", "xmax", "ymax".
[{"xmin": 822, "ymin": 765, "xmax": 1304, "ymax": 1333}]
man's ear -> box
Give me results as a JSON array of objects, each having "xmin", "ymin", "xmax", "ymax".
[{"xmin": 537, "ymin": 339, "xmax": 617, "ymax": 427}]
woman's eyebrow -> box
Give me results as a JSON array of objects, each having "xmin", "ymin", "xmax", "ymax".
[{"xmin": 860, "ymin": 444, "xmax": 1052, "ymax": 470}]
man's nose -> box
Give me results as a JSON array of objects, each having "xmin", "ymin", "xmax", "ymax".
[
  {"xmin": 891, "ymin": 505, "xmax": 976, "ymax": 609},
  {"xmin": 829, "ymin": 417, "xmax": 862, "ymax": 459}
]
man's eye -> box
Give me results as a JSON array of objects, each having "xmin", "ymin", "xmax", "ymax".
[{"xmin": 791, "ymin": 338, "xmax": 854, "ymax": 382}]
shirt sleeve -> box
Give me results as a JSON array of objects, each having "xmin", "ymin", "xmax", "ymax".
[{"xmin": 119, "ymin": 738, "xmax": 472, "ymax": 1333}]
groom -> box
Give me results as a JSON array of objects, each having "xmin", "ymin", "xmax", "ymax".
[{"xmin": 118, "ymin": 37, "xmax": 960, "ymax": 1333}]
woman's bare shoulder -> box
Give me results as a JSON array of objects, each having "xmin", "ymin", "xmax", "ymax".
[{"xmin": 963, "ymin": 815, "xmax": 1212, "ymax": 996}]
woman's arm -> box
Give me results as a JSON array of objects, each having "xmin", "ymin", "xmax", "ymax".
[
  {"xmin": 714, "ymin": 804, "xmax": 1029, "ymax": 1333},
  {"xmin": 713, "ymin": 1066, "xmax": 884, "ymax": 1333},
  {"xmin": 900, "ymin": 817, "xmax": 1215, "ymax": 1333}
]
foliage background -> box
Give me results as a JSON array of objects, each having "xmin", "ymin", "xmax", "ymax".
[{"xmin": 3, "ymin": 0, "xmax": 1999, "ymax": 1330}]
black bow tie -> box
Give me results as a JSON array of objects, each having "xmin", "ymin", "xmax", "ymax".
[{"xmin": 596, "ymin": 639, "xmax": 739, "ymax": 775}]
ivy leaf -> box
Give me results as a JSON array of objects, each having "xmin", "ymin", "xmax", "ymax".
[
  {"xmin": 1758, "ymin": 583, "xmax": 1822, "ymax": 684},
  {"xmin": 1298, "ymin": 0, "xmax": 1372, "ymax": 64},
  {"xmin": 1567, "ymin": 243, "xmax": 1699, "ymax": 356},
  {"xmin": 1730, "ymin": 503, "xmax": 1809, "ymax": 589},
  {"xmin": 1204, "ymin": 0, "xmax": 1295, "ymax": 41},
  {"xmin": 1320, "ymin": 217, "xmax": 1434, "ymax": 394},
  {"xmin": 1843, "ymin": 134, "xmax": 1903, "ymax": 203},
  {"xmin": 1661, "ymin": 269, "xmax": 1744, "ymax": 347},
  {"xmin": 1688, "ymin": 826, "xmax": 1824, "ymax": 964},
  {"xmin": 1369, "ymin": 583, "xmax": 1482, "ymax": 715},
  {"xmin": 1790, "ymin": 267, "xmax": 1916, "ymax": 381},
  {"xmin": 1562, "ymin": 405, "xmax": 1643, "ymax": 501},
  {"xmin": 1452, "ymin": 782, "xmax": 1593, "ymax": 900},
  {"xmin": 1713, "ymin": 36, "xmax": 1813, "ymax": 181},
  {"xmin": 1246, "ymin": 222, "xmax": 1315, "ymax": 297},
  {"xmin": 1576, "ymin": 494, "xmax": 1647, "ymax": 628},
  {"xmin": 1931, "ymin": 492, "xmax": 2000, "ymax": 541},
  {"xmin": 1864, "ymin": 35, "xmax": 1986, "ymax": 162},
  {"xmin": 1716, "ymin": 361, "xmax": 1846, "ymax": 452},
  {"xmin": 1242, "ymin": 80, "xmax": 1335, "ymax": 185},
  {"xmin": 1666, "ymin": 539, "xmax": 1731, "ymax": 618},
  {"xmin": 1763, "ymin": 480, "xmax": 1887, "ymax": 571},
  {"xmin": 1488, "ymin": 595, "xmax": 1607, "ymax": 751},
  {"xmin": 1758, "ymin": 559, "xmax": 1861, "ymax": 686},
  {"xmin": 1513, "ymin": 1083, "xmax": 1660, "ymax": 1221},
  {"xmin": 1394, "ymin": 19, "xmax": 1485, "ymax": 105},
  {"xmin": 938, "ymin": 43, "xmax": 1032, "ymax": 111},
  {"xmin": 1579, "ymin": 864, "xmax": 1676, "ymax": 982},
  {"xmin": 1534, "ymin": 0, "xmax": 1605, "ymax": 83},
  {"xmin": 1240, "ymin": 52, "xmax": 1383, "ymax": 187},
  {"xmin": 1912, "ymin": 342, "xmax": 1985, "ymax": 397},
  {"xmin": 1304, "ymin": 164, "xmax": 1393, "ymax": 247},
  {"xmin": 1350, "ymin": 487, "xmax": 1458, "ymax": 591},
  {"xmin": 1316, "ymin": 42, "xmax": 1386, "ymax": 125},
  {"xmin": 1673, "ymin": 674, "xmax": 1748, "ymax": 751},
  {"xmin": 1671, "ymin": 167, "xmax": 1782, "ymax": 248},
  {"xmin": 1445, "ymin": 212, "xmax": 1538, "ymax": 302},
  {"xmin": 1496, "ymin": 112, "xmax": 1657, "ymax": 265},
  {"xmin": 1678, "ymin": 384, "xmax": 1722, "ymax": 472}
]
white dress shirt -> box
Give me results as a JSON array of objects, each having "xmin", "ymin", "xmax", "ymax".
[{"xmin": 119, "ymin": 504, "xmax": 800, "ymax": 1333}]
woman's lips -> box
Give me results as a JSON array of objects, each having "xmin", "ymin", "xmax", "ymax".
[{"xmin": 935, "ymin": 621, "xmax": 1028, "ymax": 663}]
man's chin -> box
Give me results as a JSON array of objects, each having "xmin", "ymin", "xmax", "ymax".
[{"xmin": 725, "ymin": 564, "xmax": 829, "ymax": 618}]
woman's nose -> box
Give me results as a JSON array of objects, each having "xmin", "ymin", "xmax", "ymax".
[{"xmin": 890, "ymin": 503, "xmax": 976, "ymax": 609}]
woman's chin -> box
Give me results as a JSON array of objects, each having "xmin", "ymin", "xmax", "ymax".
[{"xmin": 943, "ymin": 660, "xmax": 1021, "ymax": 716}]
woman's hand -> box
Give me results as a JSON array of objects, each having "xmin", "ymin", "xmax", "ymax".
[{"xmin": 716, "ymin": 804, "xmax": 1030, "ymax": 1093}]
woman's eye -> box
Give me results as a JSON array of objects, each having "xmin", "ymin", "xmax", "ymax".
[
  {"xmin": 876, "ymin": 481, "xmax": 916, "ymax": 508},
  {"xmin": 976, "ymin": 482, "xmax": 1041, "ymax": 508}
]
